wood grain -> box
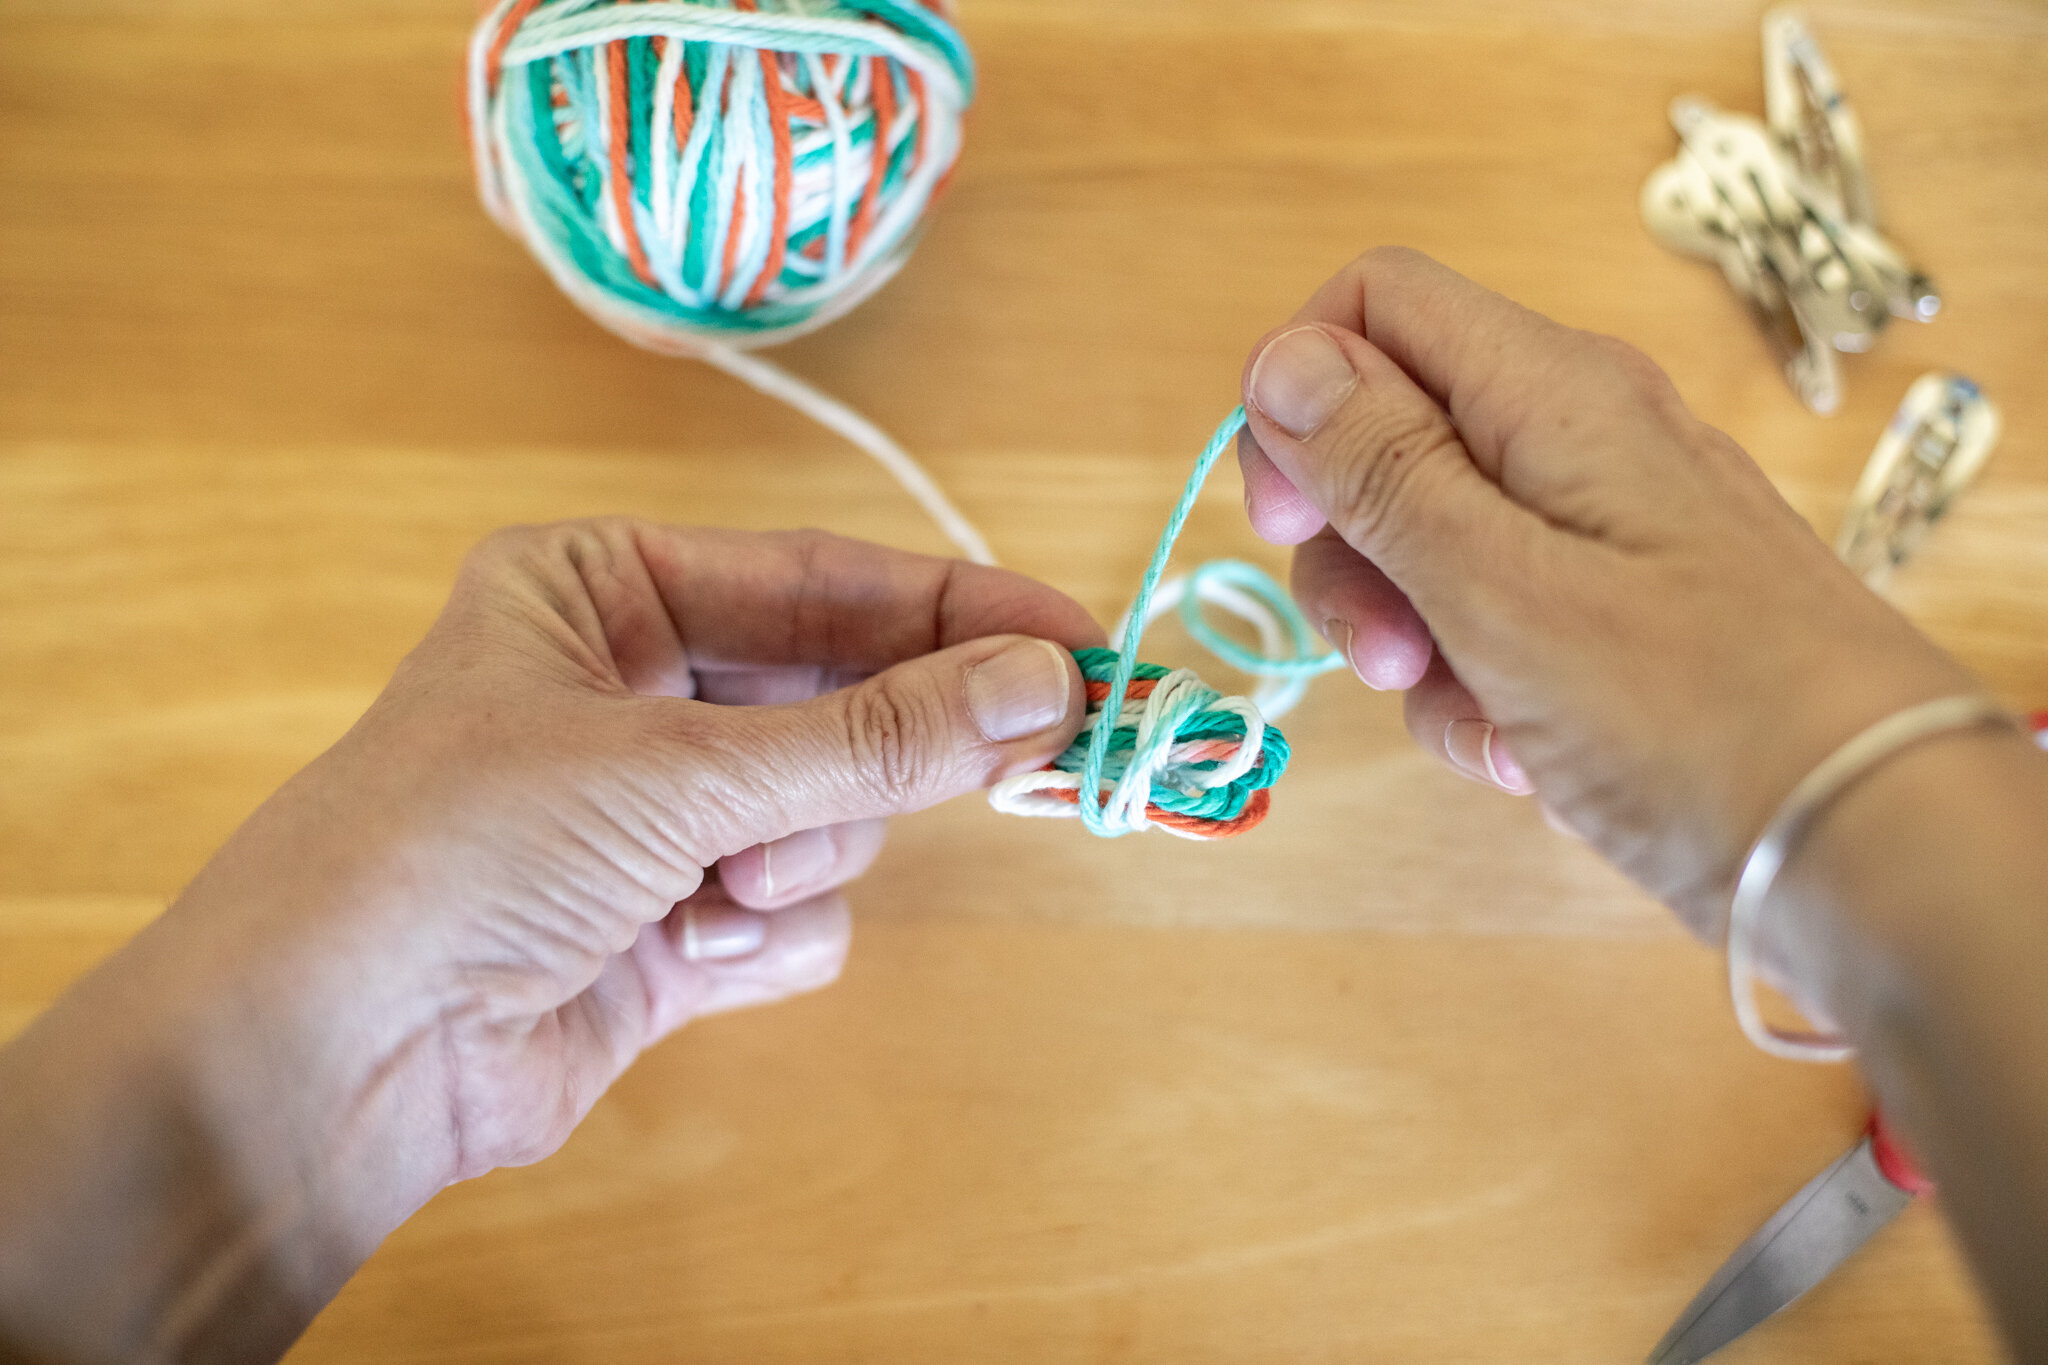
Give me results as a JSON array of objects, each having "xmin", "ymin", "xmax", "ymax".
[{"xmin": 3, "ymin": 0, "xmax": 2041, "ymax": 1359}]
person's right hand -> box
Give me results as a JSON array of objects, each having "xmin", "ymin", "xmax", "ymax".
[{"xmin": 1234, "ymin": 247, "xmax": 1978, "ymax": 935}]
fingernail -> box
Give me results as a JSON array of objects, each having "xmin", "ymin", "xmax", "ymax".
[
  {"xmin": 760, "ymin": 826, "xmax": 835, "ymax": 901},
  {"xmin": 681, "ymin": 904, "xmax": 768, "ymax": 962},
  {"xmin": 1249, "ymin": 326, "xmax": 1359, "ymax": 439},
  {"xmin": 966, "ymin": 639, "xmax": 1071, "ymax": 743},
  {"xmin": 1487, "ymin": 736, "xmax": 1531, "ymax": 793},
  {"xmin": 1324, "ymin": 617, "xmax": 1371, "ymax": 689},
  {"xmin": 1324, "ymin": 616, "xmax": 1414, "ymax": 691},
  {"xmin": 1444, "ymin": 719, "xmax": 1534, "ymax": 795}
]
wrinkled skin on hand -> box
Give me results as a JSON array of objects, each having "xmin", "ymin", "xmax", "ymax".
[
  {"xmin": 0, "ymin": 521, "xmax": 1103, "ymax": 1365},
  {"xmin": 1235, "ymin": 247, "xmax": 1975, "ymax": 936},
  {"xmin": 193, "ymin": 520, "xmax": 1103, "ymax": 1181}
]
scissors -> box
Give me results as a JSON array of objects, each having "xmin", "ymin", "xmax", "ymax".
[{"xmin": 1646, "ymin": 1110, "xmax": 1931, "ymax": 1363}]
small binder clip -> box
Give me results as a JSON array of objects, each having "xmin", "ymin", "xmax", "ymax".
[
  {"xmin": 1642, "ymin": 9, "xmax": 1937, "ymax": 414},
  {"xmin": 1837, "ymin": 373, "xmax": 2000, "ymax": 588}
]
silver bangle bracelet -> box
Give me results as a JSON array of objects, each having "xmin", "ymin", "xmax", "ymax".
[{"xmin": 1727, "ymin": 693, "xmax": 2017, "ymax": 1063}]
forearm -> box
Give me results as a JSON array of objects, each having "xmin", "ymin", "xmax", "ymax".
[
  {"xmin": 1775, "ymin": 722, "xmax": 2048, "ymax": 1356},
  {"xmin": 0, "ymin": 888, "xmax": 447, "ymax": 1364}
]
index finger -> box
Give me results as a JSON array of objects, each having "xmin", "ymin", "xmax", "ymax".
[
  {"xmin": 452, "ymin": 520, "xmax": 1106, "ymax": 701},
  {"xmin": 1262, "ymin": 246, "xmax": 1573, "ymax": 477},
  {"xmin": 633, "ymin": 524, "xmax": 1108, "ymax": 669}
]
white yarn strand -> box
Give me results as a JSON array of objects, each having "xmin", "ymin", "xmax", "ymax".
[
  {"xmin": 1126, "ymin": 573, "xmax": 1314, "ymax": 719},
  {"xmin": 697, "ymin": 345, "xmax": 996, "ymax": 566}
]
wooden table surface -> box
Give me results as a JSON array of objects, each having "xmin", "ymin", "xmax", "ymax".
[{"xmin": 4, "ymin": 1, "xmax": 2043, "ymax": 1359}]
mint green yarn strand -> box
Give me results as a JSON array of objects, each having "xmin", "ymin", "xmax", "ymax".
[
  {"xmin": 1077, "ymin": 406, "xmax": 1249, "ymax": 836},
  {"xmin": 1178, "ymin": 560, "xmax": 1346, "ymax": 679}
]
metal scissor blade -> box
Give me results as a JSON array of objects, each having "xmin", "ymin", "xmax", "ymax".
[{"xmin": 1646, "ymin": 1137, "xmax": 1913, "ymax": 1365}]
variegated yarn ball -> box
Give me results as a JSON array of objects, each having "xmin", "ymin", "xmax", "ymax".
[{"xmin": 468, "ymin": 0, "xmax": 973, "ymax": 355}]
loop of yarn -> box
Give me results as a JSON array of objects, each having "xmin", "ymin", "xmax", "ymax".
[
  {"xmin": 468, "ymin": 0, "xmax": 973, "ymax": 354},
  {"xmin": 991, "ymin": 409, "xmax": 1320, "ymax": 840},
  {"xmin": 1133, "ymin": 559, "xmax": 1346, "ymax": 719}
]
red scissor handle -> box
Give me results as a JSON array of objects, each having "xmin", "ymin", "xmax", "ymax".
[{"xmin": 1868, "ymin": 1110, "xmax": 1935, "ymax": 1195}]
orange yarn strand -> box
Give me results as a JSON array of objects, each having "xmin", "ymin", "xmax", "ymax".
[{"xmin": 605, "ymin": 41, "xmax": 658, "ymax": 287}]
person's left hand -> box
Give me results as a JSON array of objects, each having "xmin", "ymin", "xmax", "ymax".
[{"xmin": 0, "ymin": 519, "xmax": 1099, "ymax": 1362}]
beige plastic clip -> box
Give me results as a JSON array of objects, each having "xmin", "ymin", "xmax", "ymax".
[
  {"xmin": 1642, "ymin": 9, "xmax": 1937, "ymax": 414},
  {"xmin": 1837, "ymin": 373, "xmax": 2001, "ymax": 589}
]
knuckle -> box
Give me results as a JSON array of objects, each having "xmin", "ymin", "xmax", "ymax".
[
  {"xmin": 1322, "ymin": 400, "xmax": 1464, "ymax": 549},
  {"xmin": 541, "ymin": 517, "xmax": 633, "ymax": 571},
  {"xmin": 769, "ymin": 525, "xmax": 845, "ymax": 616},
  {"xmin": 439, "ymin": 525, "xmax": 559, "ymax": 636},
  {"xmin": 461, "ymin": 519, "xmax": 621, "ymax": 585},
  {"xmin": 461, "ymin": 523, "xmax": 542, "ymax": 576},
  {"xmin": 1578, "ymin": 333, "xmax": 1678, "ymax": 405},
  {"xmin": 841, "ymin": 673, "xmax": 946, "ymax": 800},
  {"xmin": 1356, "ymin": 243, "xmax": 1427, "ymax": 276},
  {"xmin": 769, "ymin": 527, "xmax": 846, "ymax": 580},
  {"xmin": 648, "ymin": 707, "xmax": 779, "ymax": 856}
]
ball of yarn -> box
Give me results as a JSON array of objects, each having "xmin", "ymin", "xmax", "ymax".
[
  {"xmin": 467, "ymin": 0, "xmax": 974, "ymax": 355},
  {"xmin": 990, "ymin": 647, "xmax": 1291, "ymax": 840}
]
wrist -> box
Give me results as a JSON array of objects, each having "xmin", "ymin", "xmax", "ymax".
[
  {"xmin": 0, "ymin": 868, "xmax": 454, "ymax": 1362},
  {"xmin": 1763, "ymin": 714, "xmax": 2048, "ymax": 1350},
  {"xmin": 161, "ymin": 864, "xmax": 462, "ymax": 1248},
  {"xmin": 1670, "ymin": 628, "xmax": 1983, "ymax": 929},
  {"xmin": 1763, "ymin": 718, "xmax": 2046, "ymax": 1043}
]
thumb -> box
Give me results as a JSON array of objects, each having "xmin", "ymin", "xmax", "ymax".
[
  {"xmin": 677, "ymin": 635, "xmax": 1087, "ymax": 853},
  {"xmin": 1240, "ymin": 323, "xmax": 1530, "ymax": 617}
]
